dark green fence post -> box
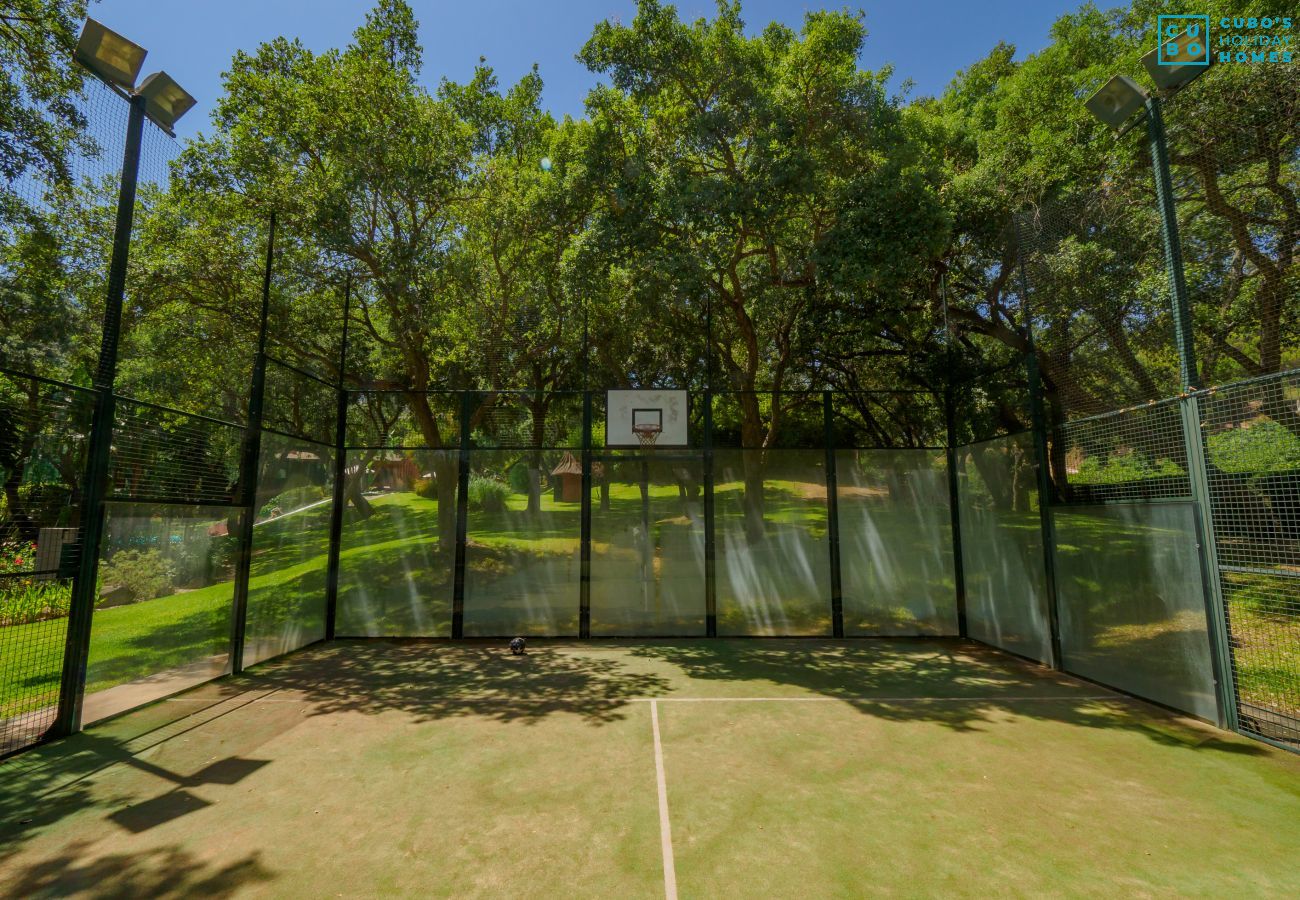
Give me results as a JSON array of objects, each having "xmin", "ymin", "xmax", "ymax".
[
  {"xmin": 823, "ymin": 391, "xmax": 844, "ymax": 638},
  {"xmin": 579, "ymin": 391, "xmax": 592, "ymax": 638},
  {"xmin": 703, "ymin": 391, "xmax": 717, "ymax": 637},
  {"xmin": 53, "ymin": 95, "xmax": 147, "ymax": 737},
  {"xmin": 451, "ymin": 391, "xmax": 473, "ymax": 638},
  {"xmin": 944, "ymin": 386, "xmax": 968, "ymax": 637},
  {"xmin": 324, "ymin": 273, "xmax": 351, "ymax": 641},
  {"xmin": 1146, "ymin": 97, "xmax": 1238, "ymax": 732},
  {"xmin": 1025, "ymin": 346, "xmax": 1064, "ymax": 669},
  {"xmin": 229, "ymin": 213, "xmax": 277, "ymax": 676}
]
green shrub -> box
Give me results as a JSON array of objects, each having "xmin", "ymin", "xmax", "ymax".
[
  {"xmin": 1072, "ymin": 452, "xmax": 1183, "ymax": 485},
  {"xmin": 468, "ymin": 475, "xmax": 509, "ymax": 513},
  {"xmin": 413, "ymin": 476, "xmax": 439, "ymax": 499},
  {"xmin": 508, "ymin": 463, "xmax": 531, "ymax": 495},
  {"xmin": 260, "ymin": 485, "xmax": 327, "ymax": 518},
  {"xmin": 0, "ymin": 579, "xmax": 71, "ymax": 625},
  {"xmin": 1207, "ymin": 419, "xmax": 1300, "ymax": 474},
  {"xmin": 99, "ymin": 549, "xmax": 175, "ymax": 603}
]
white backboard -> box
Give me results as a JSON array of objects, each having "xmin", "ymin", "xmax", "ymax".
[{"xmin": 605, "ymin": 390, "xmax": 689, "ymax": 448}]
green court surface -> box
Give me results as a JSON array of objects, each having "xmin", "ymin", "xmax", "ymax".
[{"xmin": 1, "ymin": 640, "xmax": 1298, "ymax": 897}]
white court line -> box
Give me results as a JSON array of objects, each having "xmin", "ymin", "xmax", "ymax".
[
  {"xmin": 650, "ymin": 700, "xmax": 678, "ymax": 900},
  {"xmin": 164, "ymin": 694, "xmax": 1123, "ymax": 705},
  {"xmin": 632, "ymin": 695, "xmax": 1120, "ymax": 703}
]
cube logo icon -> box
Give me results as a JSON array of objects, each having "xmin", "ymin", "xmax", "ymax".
[{"xmin": 1156, "ymin": 15, "xmax": 1211, "ymax": 65}]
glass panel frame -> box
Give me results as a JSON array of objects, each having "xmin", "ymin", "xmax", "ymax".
[
  {"xmin": 590, "ymin": 451, "xmax": 706, "ymax": 636},
  {"xmin": 84, "ymin": 502, "xmax": 238, "ymax": 724},
  {"xmin": 838, "ymin": 449, "xmax": 957, "ymax": 636},
  {"xmin": 715, "ymin": 448, "xmax": 832, "ymax": 636}
]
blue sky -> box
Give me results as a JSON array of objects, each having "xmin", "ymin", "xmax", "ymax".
[{"xmin": 94, "ymin": 0, "xmax": 1091, "ymax": 141}]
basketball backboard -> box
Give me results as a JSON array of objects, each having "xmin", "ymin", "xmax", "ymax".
[{"xmin": 606, "ymin": 390, "xmax": 689, "ymax": 448}]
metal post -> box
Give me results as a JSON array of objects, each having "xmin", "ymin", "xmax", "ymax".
[
  {"xmin": 703, "ymin": 294, "xmax": 717, "ymax": 636},
  {"xmin": 703, "ymin": 391, "xmax": 717, "ymax": 637},
  {"xmin": 823, "ymin": 391, "xmax": 844, "ymax": 638},
  {"xmin": 324, "ymin": 273, "xmax": 352, "ymax": 641},
  {"xmin": 944, "ymin": 387, "xmax": 968, "ymax": 637},
  {"xmin": 1146, "ymin": 96, "xmax": 1238, "ymax": 731},
  {"xmin": 451, "ymin": 391, "xmax": 473, "ymax": 638},
  {"xmin": 229, "ymin": 213, "xmax": 277, "ymax": 676},
  {"xmin": 54, "ymin": 95, "xmax": 146, "ymax": 736},
  {"xmin": 1025, "ymin": 346, "xmax": 1064, "ymax": 669},
  {"xmin": 579, "ymin": 391, "xmax": 592, "ymax": 638}
]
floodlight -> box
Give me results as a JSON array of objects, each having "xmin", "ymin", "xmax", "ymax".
[
  {"xmin": 1142, "ymin": 33, "xmax": 1214, "ymax": 92},
  {"xmin": 137, "ymin": 72, "xmax": 197, "ymax": 130},
  {"xmin": 75, "ymin": 18, "xmax": 147, "ymax": 90},
  {"xmin": 1084, "ymin": 75, "xmax": 1148, "ymax": 131}
]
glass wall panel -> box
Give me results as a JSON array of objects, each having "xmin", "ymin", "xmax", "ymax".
[
  {"xmin": 838, "ymin": 450, "xmax": 957, "ymax": 635},
  {"xmin": 242, "ymin": 433, "xmax": 333, "ymax": 667},
  {"xmin": 715, "ymin": 450, "xmax": 831, "ymax": 636},
  {"xmin": 336, "ymin": 449, "xmax": 455, "ymax": 636},
  {"xmin": 462, "ymin": 450, "xmax": 580, "ymax": 636},
  {"xmin": 957, "ymin": 434, "xmax": 1052, "ymax": 662},
  {"xmin": 84, "ymin": 503, "xmax": 237, "ymax": 724},
  {"xmin": 1054, "ymin": 502, "xmax": 1217, "ymax": 719},
  {"xmin": 590, "ymin": 452, "xmax": 706, "ymax": 636}
]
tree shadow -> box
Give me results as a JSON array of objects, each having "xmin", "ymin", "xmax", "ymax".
[
  {"xmin": 4, "ymin": 840, "xmax": 273, "ymax": 898},
  {"xmin": 240, "ymin": 639, "xmax": 674, "ymax": 727},
  {"xmin": 626, "ymin": 639, "xmax": 1274, "ymax": 755}
]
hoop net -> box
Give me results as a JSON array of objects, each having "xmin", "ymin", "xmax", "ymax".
[{"xmin": 632, "ymin": 423, "xmax": 662, "ymax": 450}]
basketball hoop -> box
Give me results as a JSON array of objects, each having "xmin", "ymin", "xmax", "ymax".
[{"xmin": 632, "ymin": 422, "xmax": 662, "ymax": 451}]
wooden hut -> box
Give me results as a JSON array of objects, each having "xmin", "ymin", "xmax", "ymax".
[{"xmin": 551, "ymin": 452, "xmax": 583, "ymax": 502}]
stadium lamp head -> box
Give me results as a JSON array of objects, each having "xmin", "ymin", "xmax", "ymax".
[
  {"xmin": 75, "ymin": 18, "xmax": 147, "ymax": 90},
  {"xmin": 137, "ymin": 72, "xmax": 197, "ymax": 130},
  {"xmin": 1084, "ymin": 75, "xmax": 1149, "ymax": 132},
  {"xmin": 1141, "ymin": 31, "xmax": 1214, "ymax": 93}
]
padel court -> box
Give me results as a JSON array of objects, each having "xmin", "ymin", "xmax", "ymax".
[{"xmin": 2, "ymin": 640, "xmax": 1298, "ymax": 897}]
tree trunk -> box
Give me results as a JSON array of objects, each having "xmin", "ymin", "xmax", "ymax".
[{"xmin": 434, "ymin": 452, "xmax": 457, "ymax": 551}]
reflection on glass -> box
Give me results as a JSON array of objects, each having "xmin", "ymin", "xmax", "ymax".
[
  {"xmin": 590, "ymin": 452, "xmax": 706, "ymax": 635},
  {"xmin": 715, "ymin": 449, "xmax": 831, "ymax": 636},
  {"xmin": 84, "ymin": 502, "xmax": 237, "ymax": 724},
  {"xmin": 838, "ymin": 450, "xmax": 957, "ymax": 635},
  {"xmin": 242, "ymin": 433, "xmax": 333, "ymax": 667},
  {"xmin": 957, "ymin": 434, "xmax": 1052, "ymax": 662},
  {"xmin": 462, "ymin": 450, "xmax": 580, "ymax": 636},
  {"xmin": 1054, "ymin": 502, "xmax": 1216, "ymax": 719},
  {"xmin": 336, "ymin": 450, "xmax": 455, "ymax": 636}
]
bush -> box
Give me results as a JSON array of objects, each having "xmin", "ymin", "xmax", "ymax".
[
  {"xmin": 1072, "ymin": 451, "xmax": 1183, "ymax": 485},
  {"xmin": 98, "ymin": 549, "xmax": 175, "ymax": 603},
  {"xmin": 468, "ymin": 475, "xmax": 509, "ymax": 513},
  {"xmin": 413, "ymin": 476, "xmax": 439, "ymax": 499},
  {"xmin": 259, "ymin": 485, "xmax": 327, "ymax": 519},
  {"xmin": 508, "ymin": 463, "xmax": 531, "ymax": 495},
  {"xmin": 0, "ymin": 579, "xmax": 71, "ymax": 625},
  {"xmin": 1207, "ymin": 419, "xmax": 1300, "ymax": 474}
]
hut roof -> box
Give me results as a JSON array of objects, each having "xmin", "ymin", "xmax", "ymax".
[{"xmin": 551, "ymin": 451, "xmax": 582, "ymax": 476}]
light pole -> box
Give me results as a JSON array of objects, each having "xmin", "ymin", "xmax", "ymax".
[
  {"xmin": 54, "ymin": 20, "xmax": 196, "ymax": 737},
  {"xmin": 1082, "ymin": 31, "xmax": 1238, "ymax": 733}
]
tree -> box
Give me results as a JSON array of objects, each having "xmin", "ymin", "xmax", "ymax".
[{"xmin": 580, "ymin": 0, "xmax": 943, "ymax": 539}]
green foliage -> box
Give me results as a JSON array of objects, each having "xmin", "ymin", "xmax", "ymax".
[
  {"xmin": 1072, "ymin": 452, "xmax": 1185, "ymax": 485},
  {"xmin": 413, "ymin": 476, "xmax": 439, "ymax": 499},
  {"xmin": 508, "ymin": 463, "xmax": 531, "ymax": 495},
  {"xmin": 1207, "ymin": 420, "xmax": 1300, "ymax": 474},
  {"xmin": 467, "ymin": 475, "xmax": 509, "ymax": 513},
  {"xmin": 98, "ymin": 549, "xmax": 176, "ymax": 604},
  {"xmin": 260, "ymin": 485, "xmax": 328, "ymax": 519},
  {"xmin": 0, "ymin": 578, "xmax": 70, "ymax": 626}
]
